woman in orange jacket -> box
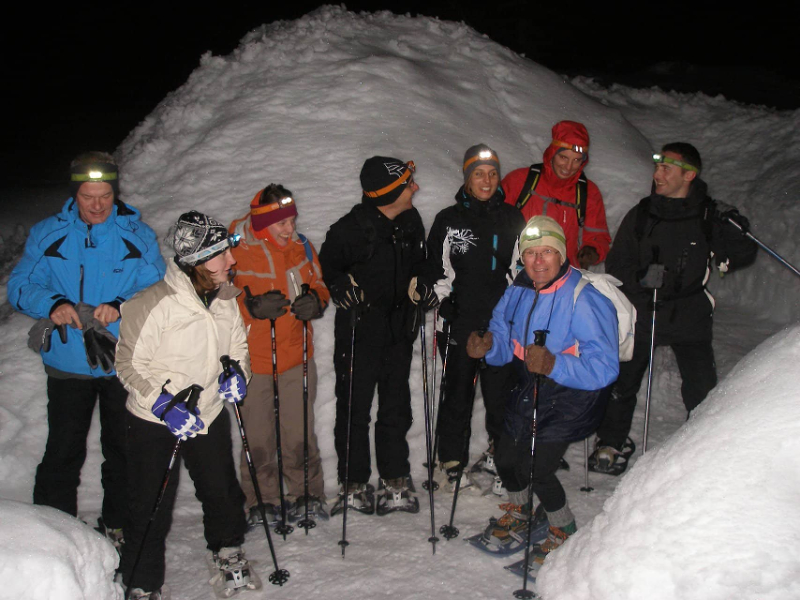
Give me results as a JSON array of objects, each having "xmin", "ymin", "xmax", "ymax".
[{"xmin": 229, "ymin": 184, "xmax": 330, "ymax": 526}]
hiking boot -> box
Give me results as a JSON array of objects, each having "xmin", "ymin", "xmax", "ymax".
[
  {"xmin": 331, "ymin": 482, "xmax": 375, "ymax": 516},
  {"xmin": 95, "ymin": 517, "xmax": 124, "ymax": 550},
  {"xmin": 479, "ymin": 502, "xmax": 549, "ymax": 553},
  {"xmin": 246, "ymin": 503, "xmax": 280, "ymax": 530},
  {"xmin": 128, "ymin": 589, "xmax": 163, "ymax": 600},
  {"xmin": 289, "ymin": 495, "xmax": 330, "ymax": 522},
  {"xmin": 434, "ymin": 460, "xmax": 472, "ymax": 493},
  {"xmin": 376, "ymin": 475, "xmax": 420, "ymax": 515},
  {"xmin": 532, "ymin": 521, "xmax": 577, "ymax": 565}
]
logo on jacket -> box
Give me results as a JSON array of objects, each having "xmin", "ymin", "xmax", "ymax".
[{"xmin": 446, "ymin": 227, "xmax": 478, "ymax": 254}]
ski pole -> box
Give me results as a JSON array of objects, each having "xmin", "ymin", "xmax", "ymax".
[
  {"xmin": 642, "ymin": 288, "xmax": 658, "ymax": 454},
  {"xmin": 419, "ymin": 308, "xmax": 439, "ymax": 554},
  {"xmin": 724, "ymin": 215, "xmax": 800, "ymax": 278},
  {"xmin": 339, "ymin": 308, "xmax": 359, "ymax": 558},
  {"xmin": 269, "ymin": 318, "xmax": 293, "ymax": 539},
  {"xmin": 439, "ymin": 359, "xmax": 480, "ymax": 541},
  {"xmin": 125, "ymin": 384, "xmax": 203, "ymax": 600},
  {"xmin": 220, "ymin": 356, "xmax": 289, "ymax": 586},
  {"xmin": 580, "ymin": 438, "xmax": 593, "ymax": 493},
  {"xmin": 514, "ymin": 329, "xmax": 548, "ymax": 600},
  {"xmin": 431, "ymin": 320, "xmax": 452, "ymax": 477}
]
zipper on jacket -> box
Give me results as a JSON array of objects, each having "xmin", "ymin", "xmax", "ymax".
[{"xmin": 80, "ymin": 265, "xmax": 84, "ymax": 302}]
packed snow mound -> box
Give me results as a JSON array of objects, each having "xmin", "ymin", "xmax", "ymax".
[
  {"xmin": 536, "ymin": 324, "xmax": 800, "ymax": 600},
  {"xmin": 118, "ymin": 4, "xmax": 652, "ymax": 244},
  {"xmin": 0, "ymin": 499, "xmax": 121, "ymax": 600}
]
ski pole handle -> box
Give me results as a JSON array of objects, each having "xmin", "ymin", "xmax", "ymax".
[{"xmin": 533, "ymin": 329, "xmax": 548, "ymax": 347}]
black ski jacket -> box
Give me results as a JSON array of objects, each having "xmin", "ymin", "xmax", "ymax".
[
  {"xmin": 607, "ymin": 179, "xmax": 756, "ymax": 344},
  {"xmin": 319, "ymin": 202, "xmax": 427, "ymax": 345},
  {"xmin": 424, "ymin": 186, "xmax": 525, "ymax": 344}
]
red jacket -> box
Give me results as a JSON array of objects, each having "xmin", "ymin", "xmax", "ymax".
[
  {"xmin": 229, "ymin": 215, "xmax": 330, "ymax": 375},
  {"xmin": 502, "ymin": 121, "xmax": 611, "ymax": 266}
]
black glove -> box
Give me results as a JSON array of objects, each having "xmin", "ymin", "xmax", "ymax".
[
  {"xmin": 331, "ymin": 281, "xmax": 365, "ymax": 310},
  {"xmin": 438, "ymin": 295, "xmax": 458, "ymax": 323},
  {"xmin": 409, "ymin": 278, "xmax": 439, "ymax": 311},
  {"xmin": 84, "ymin": 327, "xmax": 117, "ymax": 373},
  {"xmin": 244, "ymin": 287, "xmax": 290, "ymax": 320},
  {"xmin": 291, "ymin": 287, "xmax": 323, "ymax": 321},
  {"xmin": 638, "ymin": 263, "xmax": 665, "ymax": 289},
  {"xmin": 714, "ymin": 201, "xmax": 749, "ymax": 233}
]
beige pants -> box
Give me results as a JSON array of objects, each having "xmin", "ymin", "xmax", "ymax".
[{"xmin": 238, "ymin": 363, "xmax": 324, "ymax": 507}]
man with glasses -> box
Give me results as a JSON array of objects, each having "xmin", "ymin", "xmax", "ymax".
[
  {"xmin": 590, "ymin": 142, "xmax": 756, "ymax": 475},
  {"xmin": 319, "ymin": 156, "xmax": 433, "ymax": 515},
  {"xmin": 466, "ymin": 215, "xmax": 618, "ymax": 559}
]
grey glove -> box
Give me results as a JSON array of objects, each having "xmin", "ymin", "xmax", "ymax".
[
  {"xmin": 244, "ymin": 286, "xmax": 290, "ymax": 320},
  {"xmin": 639, "ymin": 264, "xmax": 665, "ymax": 289},
  {"xmin": 27, "ymin": 319, "xmax": 67, "ymax": 353}
]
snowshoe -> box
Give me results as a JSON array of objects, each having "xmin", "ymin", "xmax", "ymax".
[
  {"xmin": 469, "ymin": 450, "xmax": 502, "ymax": 495},
  {"xmin": 289, "ymin": 495, "xmax": 330, "ymax": 522},
  {"xmin": 466, "ymin": 503, "xmax": 549, "ymax": 555},
  {"xmin": 127, "ymin": 587, "xmax": 169, "ymax": 600},
  {"xmin": 376, "ymin": 476, "xmax": 420, "ymax": 515},
  {"xmin": 246, "ymin": 504, "xmax": 281, "ymax": 531},
  {"xmin": 504, "ymin": 557, "xmax": 541, "ymax": 580},
  {"xmin": 331, "ymin": 483, "xmax": 375, "ymax": 516},
  {"xmin": 207, "ymin": 547, "xmax": 261, "ymax": 598},
  {"xmin": 588, "ymin": 437, "xmax": 635, "ymax": 476},
  {"xmin": 95, "ymin": 516, "xmax": 124, "ymax": 552},
  {"xmin": 433, "ymin": 461, "xmax": 473, "ymax": 494}
]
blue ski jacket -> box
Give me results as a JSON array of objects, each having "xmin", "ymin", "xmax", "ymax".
[
  {"xmin": 8, "ymin": 198, "xmax": 166, "ymax": 377},
  {"xmin": 486, "ymin": 264, "xmax": 619, "ymax": 442}
]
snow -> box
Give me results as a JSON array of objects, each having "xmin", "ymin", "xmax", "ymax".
[{"xmin": 0, "ymin": 6, "xmax": 798, "ymax": 599}]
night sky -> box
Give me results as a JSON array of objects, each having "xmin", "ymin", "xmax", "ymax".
[{"xmin": 3, "ymin": 2, "xmax": 797, "ymax": 186}]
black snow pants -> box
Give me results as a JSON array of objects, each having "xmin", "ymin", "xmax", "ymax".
[
  {"xmin": 34, "ymin": 375, "xmax": 128, "ymax": 527},
  {"xmin": 119, "ymin": 409, "xmax": 246, "ymax": 592}
]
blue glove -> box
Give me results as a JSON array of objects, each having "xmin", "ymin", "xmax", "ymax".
[
  {"xmin": 152, "ymin": 387, "xmax": 204, "ymax": 440},
  {"xmin": 218, "ymin": 364, "xmax": 247, "ymax": 403}
]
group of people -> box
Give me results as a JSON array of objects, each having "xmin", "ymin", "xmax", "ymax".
[{"xmin": 8, "ymin": 120, "xmax": 756, "ymax": 598}]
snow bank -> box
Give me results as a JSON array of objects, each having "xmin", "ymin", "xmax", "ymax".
[
  {"xmin": 0, "ymin": 500, "xmax": 121, "ymax": 600},
  {"xmin": 537, "ymin": 324, "xmax": 800, "ymax": 600}
]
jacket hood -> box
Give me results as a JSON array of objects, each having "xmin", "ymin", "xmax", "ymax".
[{"xmin": 541, "ymin": 121, "xmax": 591, "ymax": 187}]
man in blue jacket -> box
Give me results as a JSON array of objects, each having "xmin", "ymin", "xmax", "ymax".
[
  {"xmin": 7, "ymin": 152, "xmax": 165, "ymax": 543},
  {"xmin": 467, "ymin": 215, "xmax": 618, "ymax": 563}
]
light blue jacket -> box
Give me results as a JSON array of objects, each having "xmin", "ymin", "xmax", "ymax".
[
  {"xmin": 8, "ymin": 198, "xmax": 166, "ymax": 377},
  {"xmin": 486, "ymin": 265, "xmax": 620, "ymax": 442}
]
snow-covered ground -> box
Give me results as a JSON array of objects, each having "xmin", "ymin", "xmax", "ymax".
[{"xmin": 1, "ymin": 6, "xmax": 798, "ymax": 600}]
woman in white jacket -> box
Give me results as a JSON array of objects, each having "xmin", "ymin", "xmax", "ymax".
[{"xmin": 116, "ymin": 211, "xmax": 252, "ymax": 600}]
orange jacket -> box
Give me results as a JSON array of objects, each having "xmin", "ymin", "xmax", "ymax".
[{"xmin": 229, "ymin": 215, "xmax": 330, "ymax": 375}]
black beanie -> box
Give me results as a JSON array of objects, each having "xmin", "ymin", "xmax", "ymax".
[{"xmin": 360, "ymin": 156, "xmax": 413, "ymax": 206}]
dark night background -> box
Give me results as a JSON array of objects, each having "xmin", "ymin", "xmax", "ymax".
[{"xmin": 2, "ymin": 2, "xmax": 797, "ymax": 187}]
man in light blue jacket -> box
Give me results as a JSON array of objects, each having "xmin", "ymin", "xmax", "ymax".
[
  {"xmin": 8, "ymin": 152, "xmax": 165, "ymax": 542},
  {"xmin": 466, "ymin": 215, "xmax": 618, "ymax": 564}
]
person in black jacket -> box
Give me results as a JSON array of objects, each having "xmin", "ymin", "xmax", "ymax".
[
  {"xmin": 424, "ymin": 144, "xmax": 525, "ymax": 491},
  {"xmin": 591, "ymin": 142, "xmax": 757, "ymax": 475},
  {"xmin": 319, "ymin": 156, "xmax": 434, "ymax": 515}
]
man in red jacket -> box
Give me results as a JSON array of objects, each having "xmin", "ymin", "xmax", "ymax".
[{"xmin": 502, "ymin": 120, "xmax": 611, "ymax": 269}]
